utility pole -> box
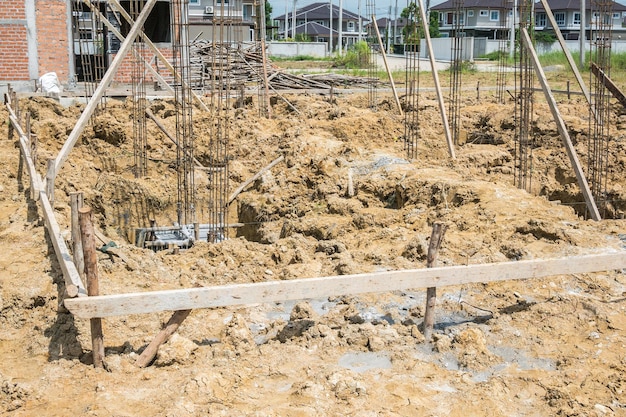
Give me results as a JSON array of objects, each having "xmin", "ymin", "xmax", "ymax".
[
  {"xmin": 387, "ymin": 6, "xmax": 392, "ymax": 54},
  {"xmin": 292, "ymin": 0, "xmax": 297, "ymax": 39},
  {"xmin": 338, "ymin": 0, "xmax": 343, "ymax": 54},
  {"xmin": 509, "ymin": 0, "xmax": 517, "ymax": 59},
  {"xmin": 393, "ymin": 0, "xmax": 398, "ymax": 52},
  {"xmin": 358, "ymin": 0, "xmax": 362, "ymax": 42},
  {"xmin": 580, "ymin": 0, "xmax": 585, "ymax": 66},
  {"xmin": 329, "ymin": 0, "xmax": 333, "ymax": 53}
]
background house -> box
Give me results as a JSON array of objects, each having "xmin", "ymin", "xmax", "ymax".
[
  {"xmin": 366, "ymin": 17, "xmax": 410, "ymax": 50},
  {"xmin": 534, "ymin": 0, "xmax": 626, "ymax": 40},
  {"xmin": 274, "ymin": 2, "xmax": 368, "ymax": 49},
  {"xmin": 432, "ymin": 0, "xmax": 514, "ymax": 39},
  {"xmin": 187, "ymin": 0, "xmax": 258, "ymax": 42}
]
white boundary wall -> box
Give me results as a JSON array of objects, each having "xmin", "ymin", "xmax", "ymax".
[{"xmin": 268, "ymin": 42, "xmax": 329, "ymax": 58}]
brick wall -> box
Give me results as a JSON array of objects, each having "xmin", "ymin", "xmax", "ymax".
[
  {"xmin": 112, "ymin": 45, "xmax": 174, "ymax": 84},
  {"xmin": 36, "ymin": 0, "xmax": 70, "ymax": 82},
  {"xmin": 0, "ymin": 0, "xmax": 29, "ymax": 80}
]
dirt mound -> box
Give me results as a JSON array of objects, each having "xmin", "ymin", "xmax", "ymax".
[{"xmin": 1, "ymin": 88, "xmax": 625, "ymax": 416}]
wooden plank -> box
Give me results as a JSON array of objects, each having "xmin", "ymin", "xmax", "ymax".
[
  {"xmin": 520, "ymin": 28, "xmax": 601, "ymax": 221},
  {"xmin": 7, "ymin": 100, "xmax": 85, "ymax": 296},
  {"xmin": 7, "ymin": 109, "xmax": 42, "ymax": 200},
  {"xmin": 538, "ymin": 0, "xmax": 593, "ymax": 111},
  {"xmin": 418, "ymin": 0, "xmax": 455, "ymax": 159},
  {"xmin": 64, "ymin": 251, "xmax": 626, "ymax": 319},
  {"xmin": 591, "ymin": 62, "xmax": 626, "ymax": 109},
  {"xmin": 371, "ymin": 14, "xmax": 403, "ymax": 116},
  {"xmin": 53, "ymin": 0, "xmax": 158, "ymax": 177},
  {"xmin": 39, "ymin": 190, "xmax": 86, "ymax": 296}
]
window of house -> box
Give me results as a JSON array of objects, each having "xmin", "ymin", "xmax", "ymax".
[
  {"xmin": 536, "ymin": 12, "xmax": 546, "ymax": 26},
  {"xmin": 189, "ymin": 0, "xmax": 200, "ymax": 4},
  {"xmin": 613, "ymin": 12, "xmax": 620, "ymax": 19},
  {"xmin": 467, "ymin": 10, "xmax": 474, "ymax": 17},
  {"xmin": 347, "ymin": 21, "xmax": 355, "ymax": 31},
  {"xmin": 554, "ymin": 12, "xmax": 565, "ymax": 25},
  {"xmin": 459, "ymin": 11, "xmax": 464, "ymax": 24},
  {"xmin": 480, "ymin": 10, "xmax": 488, "ymax": 16},
  {"xmin": 573, "ymin": 12, "xmax": 581, "ymax": 25},
  {"xmin": 243, "ymin": 4, "xmax": 254, "ymax": 20},
  {"xmin": 490, "ymin": 10, "xmax": 499, "ymax": 21},
  {"xmin": 446, "ymin": 12, "xmax": 454, "ymax": 24}
]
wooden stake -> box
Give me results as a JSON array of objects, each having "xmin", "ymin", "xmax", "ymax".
[
  {"xmin": 226, "ymin": 155, "xmax": 284, "ymax": 206},
  {"xmin": 46, "ymin": 159, "xmax": 55, "ymax": 205},
  {"xmin": 347, "ymin": 169, "xmax": 354, "ymax": 197},
  {"xmin": 423, "ymin": 222, "xmax": 447, "ymax": 342},
  {"xmin": 136, "ymin": 309, "xmax": 191, "ymax": 368},
  {"xmin": 79, "ymin": 206, "xmax": 105, "ymax": 369},
  {"xmin": 70, "ymin": 192, "xmax": 85, "ymax": 282}
]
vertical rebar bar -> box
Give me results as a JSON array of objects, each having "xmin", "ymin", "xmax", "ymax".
[
  {"xmin": 513, "ymin": 0, "xmax": 535, "ymax": 192},
  {"xmin": 587, "ymin": 0, "xmax": 613, "ymax": 218},
  {"xmin": 404, "ymin": 1, "xmax": 421, "ymax": 159},
  {"xmin": 366, "ymin": 0, "xmax": 378, "ymax": 110},
  {"xmin": 448, "ymin": 0, "xmax": 464, "ymax": 145}
]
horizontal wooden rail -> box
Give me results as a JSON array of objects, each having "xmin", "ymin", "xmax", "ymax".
[{"xmin": 64, "ymin": 251, "xmax": 626, "ymax": 319}]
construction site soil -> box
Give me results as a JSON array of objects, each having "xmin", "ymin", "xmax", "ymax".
[{"xmin": 1, "ymin": 85, "xmax": 626, "ymax": 416}]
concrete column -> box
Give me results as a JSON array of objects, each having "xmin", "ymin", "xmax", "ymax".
[{"xmin": 25, "ymin": 0, "xmax": 38, "ymax": 80}]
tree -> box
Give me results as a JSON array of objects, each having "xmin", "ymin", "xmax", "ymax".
[
  {"xmin": 400, "ymin": 2, "xmax": 440, "ymax": 42},
  {"xmin": 265, "ymin": 1, "xmax": 273, "ymax": 31}
]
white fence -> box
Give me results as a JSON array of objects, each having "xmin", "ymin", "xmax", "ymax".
[
  {"xmin": 267, "ymin": 42, "xmax": 329, "ymax": 58},
  {"xmin": 422, "ymin": 38, "xmax": 626, "ymax": 60}
]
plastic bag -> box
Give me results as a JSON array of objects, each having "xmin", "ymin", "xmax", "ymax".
[{"xmin": 39, "ymin": 72, "xmax": 61, "ymax": 94}]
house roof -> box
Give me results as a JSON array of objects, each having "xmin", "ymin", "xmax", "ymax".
[
  {"xmin": 367, "ymin": 17, "xmax": 411, "ymax": 28},
  {"xmin": 534, "ymin": 0, "xmax": 626, "ymax": 11},
  {"xmin": 432, "ymin": 0, "xmax": 511, "ymax": 10},
  {"xmin": 275, "ymin": 2, "xmax": 367, "ymax": 21}
]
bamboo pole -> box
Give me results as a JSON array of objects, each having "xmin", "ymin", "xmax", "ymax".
[
  {"xmin": 79, "ymin": 206, "xmax": 105, "ymax": 368},
  {"xmin": 520, "ymin": 28, "xmax": 600, "ymax": 221},
  {"xmin": 371, "ymin": 14, "xmax": 403, "ymax": 116},
  {"xmin": 418, "ymin": 0, "xmax": 455, "ymax": 159},
  {"xmin": 145, "ymin": 109, "xmax": 205, "ymax": 168},
  {"xmin": 226, "ymin": 155, "xmax": 284, "ymax": 206},
  {"xmin": 422, "ymin": 222, "xmax": 447, "ymax": 342},
  {"xmin": 136, "ymin": 309, "xmax": 191, "ymax": 368},
  {"xmin": 53, "ymin": 0, "xmax": 158, "ymax": 178}
]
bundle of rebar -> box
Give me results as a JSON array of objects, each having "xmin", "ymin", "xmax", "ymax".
[
  {"xmin": 448, "ymin": 0, "xmax": 464, "ymax": 146},
  {"xmin": 190, "ymin": 41, "xmax": 334, "ymax": 91},
  {"xmin": 513, "ymin": 0, "xmax": 536, "ymax": 193},
  {"xmin": 404, "ymin": 1, "xmax": 421, "ymax": 159},
  {"xmin": 587, "ymin": 0, "xmax": 614, "ymax": 218}
]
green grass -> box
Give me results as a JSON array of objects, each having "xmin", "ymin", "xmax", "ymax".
[{"xmin": 269, "ymin": 55, "xmax": 331, "ymax": 62}]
